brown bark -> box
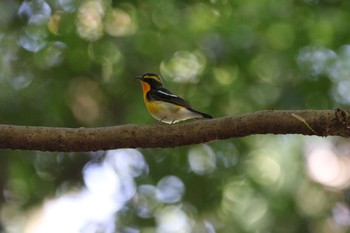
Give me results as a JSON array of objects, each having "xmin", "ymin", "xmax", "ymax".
[{"xmin": 0, "ymin": 109, "xmax": 349, "ymax": 152}]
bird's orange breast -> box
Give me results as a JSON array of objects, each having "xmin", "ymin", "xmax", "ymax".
[
  {"xmin": 140, "ymin": 81, "xmax": 151, "ymax": 101},
  {"xmin": 140, "ymin": 81, "xmax": 157, "ymax": 114}
]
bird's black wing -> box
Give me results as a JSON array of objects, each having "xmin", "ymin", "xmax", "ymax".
[{"xmin": 147, "ymin": 88, "xmax": 192, "ymax": 108}]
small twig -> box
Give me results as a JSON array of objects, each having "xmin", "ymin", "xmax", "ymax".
[{"xmin": 291, "ymin": 113, "xmax": 318, "ymax": 134}]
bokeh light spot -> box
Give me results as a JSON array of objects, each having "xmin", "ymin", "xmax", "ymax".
[
  {"xmin": 105, "ymin": 149, "xmax": 148, "ymax": 178},
  {"xmin": 246, "ymin": 153, "xmax": 281, "ymax": 187},
  {"xmin": 156, "ymin": 176, "xmax": 185, "ymax": 204},
  {"xmin": 134, "ymin": 185, "xmax": 160, "ymax": 218},
  {"xmin": 305, "ymin": 139, "xmax": 350, "ymax": 189},
  {"xmin": 105, "ymin": 8, "xmax": 137, "ymax": 37},
  {"xmin": 18, "ymin": 34, "xmax": 46, "ymax": 52},
  {"xmin": 18, "ymin": 0, "xmax": 51, "ymax": 24},
  {"xmin": 160, "ymin": 51, "xmax": 206, "ymax": 83},
  {"xmin": 188, "ymin": 144, "xmax": 216, "ymax": 175},
  {"xmin": 213, "ymin": 66, "xmax": 238, "ymax": 86},
  {"xmin": 57, "ymin": 0, "xmax": 77, "ymax": 12},
  {"xmin": 9, "ymin": 74, "xmax": 33, "ymax": 90},
  {"xmin": 66, "ymin": 77, "xmax": 107, "ymax": 125},
  {"xmin": 221, "ymin": 179, "xmax": 269, "ymax": 231},
  {"xmin": 76, "ymin": 1, "xmax": 105, "ymax": 41},
  {"xmin": 21, "ymin": 149, "xmax": 145, "ymax": 233},
  {"xmin": 34, "ymin": 41, "xmax": 66, "ymax": 69},
  {"xmin": 296, "ymin": 181, "xmax": 329, "ymax": 217},
  {"xmin": 155, "ymin": 206, "xmax": 191, "ymax": 233}
]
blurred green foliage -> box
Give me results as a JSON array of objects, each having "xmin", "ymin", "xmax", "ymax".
[{"xmin": 1, "ymin": 0, "xmax": 350, "ymax": 232}]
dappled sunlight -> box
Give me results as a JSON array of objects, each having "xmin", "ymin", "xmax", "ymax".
[
  {"xmin": 305, "ymin": 139, "xmax": 350, "ymax": 189},
  {"xmin": 17, "ymin": 0, "xmax": 51, "ymax": 52},
  {"xmin": 76, "ymin": 0, "xmax": 105, "ymax": 41},
  {"xmin": 332, "ymin": 203, "xmax": 350, "ymax": 227},
  {"xmin": 188, "ymin": 144, "xmax": 216, "ymax": 175},
  {"xmin": 66, "ymin": 77, "xmax": 107, "ymax": 125},
  {"xmin": 18, "ymin": 0, "xmax": 51, "ymax": 23},
  {"xmin": 245, "ymin": 153, "xmax": 281, "ymax": 188},
  {"xmin": 248, "ymin": 53, "xmax": 283, "ymax": 106},
  {"xmin": 2, "ymin": 149, "xmax": 216, "ymax": 232},
  {"xmin": 133, "ymin": 175, "xmax": 186, "ymax": 218},
  {"xmin": 105, "ymin": 149, "xmax": 148, "ymax": 178},
  {"xmin": 250, "ymin": 53, "xmax": 283, "ymax": 83},
  {"xmin": 87, "ymin": 41, "xmax": 125, "ymax": 81},
  {"xmin": 57, "ymin": 0, "xmax": 77, "ymax": 12},
  {"xmin": 134, "ymin": 184, "xmax": 159, "ymax": 218},
  {"xmin": 297, "ymin": 45, "xmax": 350, "ymax": 105},
  {"xmin": 213, "ymin": 66, "xmax": 238, "ymax": 86},
  {"xmin": 221, "ymin": 179, "xmax": 270, "ymax": 231},
  {"xmin": 304, "ymin": 138, "xmax": 350, "ymax": 230},
  {"xmin": 51, "ymin": 2, "xmax": 137, "ymax": 39},
  {"xmin": 296, "ymin": 181, "xmax": 329, "ymax": 217},
  {"xmin": 105, "ymin": 8, "xmax": 137, "ymax": 37},
  {"xmin": 156, "ymin": 176, "xmax": 185, "ymax": 204},
  {"xmin": 248, "ymin": 81, "xmax": 281, "ymax": 107},
  {"xmin": 245, "ymin": 136, "xmax": 303, "ymax": 193},
  {"xmin": 297, "ymin": 46, "xmax": 337, "ymax": 78},
  {"xmin": 160, "ymin": 51, "xmax": 206, "ymax": 83},
  {"xmin": 47, "ymin": 12, "xmax": 61, "ymax": 35},
  {"xmin": 219, "ymin": 136, "xmax": 350, "ymax": 232},
  {"xmin": 18, "ymin": 30, "xmax": 46, "ymax": 52},
  {"xmin": 9, "ymin": 74, "xmax": 34, "ymax": 90},
  {"xmin": 186, "ymin": 3, "xmax": 220, "ymax": 33},
  {"xmin": 333, "ymin": 80, "xmax": 350, "ymax": 104},
  {"xmin": 155, "ymin": 205, "xmax": 191, "ymax": 233},
  {"xmin": 15, "ymin": 149, "xmax": 147, "ymax": 233},
  {"xmin": 34, "ymin": 41, "xmax": 66, "ymax": 69},
  {"xmin": 24, "ymin": 190, "xmax": 117, "ymax": 233}
]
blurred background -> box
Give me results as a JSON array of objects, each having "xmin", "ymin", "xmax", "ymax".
[{"xmin": 1, "ymin": 0, "xmax": 350, "ymax": 232}]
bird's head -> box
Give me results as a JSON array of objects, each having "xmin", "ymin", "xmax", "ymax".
[{"xmin": 137, "ymin": 73, "xmax": 164, "ymax": 88}]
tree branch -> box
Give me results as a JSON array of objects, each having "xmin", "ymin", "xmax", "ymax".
[{"xmin": 0, "ymin": 109, "xmax": 349, "ymax": 152}]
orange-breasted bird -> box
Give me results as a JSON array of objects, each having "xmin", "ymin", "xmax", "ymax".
[{"xmin": 137, "ymin": 73, "xmax": 213, "ymax": 124}]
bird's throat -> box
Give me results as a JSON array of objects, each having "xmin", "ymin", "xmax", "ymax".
[{"xmin": 141, "ymin": 81, "xmax": 151, "ymax": 100}]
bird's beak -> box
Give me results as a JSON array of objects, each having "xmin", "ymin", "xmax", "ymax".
[{"xmin": 136, "ymin": 76, "xmax": 143, "ymax": 81}]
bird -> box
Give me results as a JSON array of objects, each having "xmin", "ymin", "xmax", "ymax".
[{"xmin": 137, "ymin": 73, "xmax": 213, "ymax": 124}]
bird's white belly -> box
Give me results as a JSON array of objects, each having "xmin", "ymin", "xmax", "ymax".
[{"xmin": 147, "ymin": 101, "xmax": 202, "ymax": 124}]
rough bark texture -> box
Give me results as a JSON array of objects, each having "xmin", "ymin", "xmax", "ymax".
[{"xmin": 0, "ymin": 109, "xmax": 349, "ymax": 152}]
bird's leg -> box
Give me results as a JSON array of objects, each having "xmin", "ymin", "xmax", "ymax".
[{"xmin": 160, "ymin": 116, "xmax": 167, "ymax": 123}]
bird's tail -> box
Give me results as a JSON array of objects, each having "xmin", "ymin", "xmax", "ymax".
[{"xmin": 189, "ymin": 108, "xmax": 213, "ymax": 119}]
